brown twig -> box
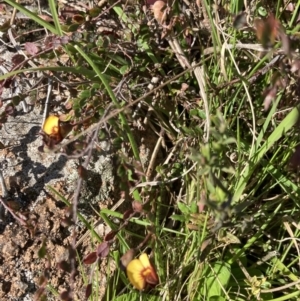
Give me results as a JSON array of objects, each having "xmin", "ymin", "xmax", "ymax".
[
  {"xmin": 9, "ymin": 0, "xmax": 18, "ymax": 26},
  {"xmin": 0, "ymin": 196, "xmax": 26, "ymax": 225},
  {"xmin": 69, "ymin": 125, "xmax": 100, "ymax": 296},
  {"xmin": 69, "ymin": 102, "xmax": 115, "ymax": 295},
  {"xmin": 52, "ymin": 61, "xmax": 205, "ymax": 154},
  {"xmin": 0, "ymin": 46, "xmax": 52, "ymax": 91},
  {"xmin": 261, "ymin": 279, "xmax": 300, "ymax": 293},
  {"xmin": 215, "ymin": 55, "xmax": 282, "ymax": 92},
  {"xmin": 0, "ymin": 170, "xmax": 8, "ymax": 221}
]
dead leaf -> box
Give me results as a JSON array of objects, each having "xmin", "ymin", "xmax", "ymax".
[
  {"xmin": 290, "ymin": 145, "xmax": 300, "ymax": 169},
  {"xmin": 152, "ymin": 0, "xmax": 167, "ymax": 24},
  {"xmin": 77, "ymin": 165, "xmax": 88, "ymax": 179},
  {"xmin": 181, "ymin": 83, "xmax": 189, "ymax": 92},
  {"xmin": 60, "ymin": 289, "xmax": 72, "ymax": 301},
  {"xmin": 255, "ymin": 13, "xmax": 290, "ymax": 54},
  {"xmin": 85, "ymin": 284, "xmax": 92, "ymax": 299},
  {"xmin": 123, "ymin": 208, "xmax": 134, "ymax": 219},
  {"xmin": 132, "ymin": 201, "xmax": 143, "ymax": 213},
  {"xmin": 200, "ymin": 238, "xmax": 212, "ymax": 252},
  {"xmin": 57, "ymin": 260, "xmax": 71, "ymax": 273},
  {"xmin": 72, "ymin": 14, "xmax": 85, "ymax": 24},
  {"xmin": 120, "ymin": 248, "xmax": 136, "ymax": 270},
  {"xmin": 0, "ymin": 20, "xmax": 10, "ymax": 32},
  {"xmin": 5, "ymin": 105, "xmax": 14, "ymax": 116},
  {"xmin": 39, "ymin": 14, "xmax": 53, "ymax": 22},
  {"xmin": 25, "ymin": 42, "xmax": 39, "ymax": 56},
  {"xmin": 233, "ymin": 12, "xmax": 248, "ymax": 30},
  {"xmin": 255, "ymin": 14, "xmax": 280, "ymax": 49},
  {"xmin": 147, "ymin": 0, "xmax": 157, "ymax": 4},
  {"xmin": 11, "ymin": 54, "xmax": 25, "ymax": 66},
  {"xmin": 279, "ymin": 29, "xmax": 290, "ymax": 56},
  {"xmin": 97, "ymin": 242, "xmax": 110, "ymax": 258},
  {"xmin": 83, "ymin": 251, "xmax": 97, "ymax": 265},
  {"xmin": 286, "ymin": 3, "xmax": 295, "ymax": 12},
  {"xmin": 263, "ymin": 86, "xmax": 277, "ymax": 111},
  {"xmin": 291, "ymin": 60, "xmax": 300, "ymax": 74},
  {"xmin": 104, "ymin": 230, "xmax": 117, "ymax": 241}
]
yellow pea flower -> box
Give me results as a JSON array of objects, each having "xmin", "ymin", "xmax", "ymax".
[
  {"xmin": 126, "ymin": 253, "xmax": 159, "ymax": 291},
  {"xmin": 42, "ymin": 115, "xmax": 72, "ymax": 145},
  {"xmin": 43, "ymin": 115, "xmax": 60, "ymax": 137}
]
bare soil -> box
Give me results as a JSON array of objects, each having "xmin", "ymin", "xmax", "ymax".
[
  {"xmin": 0, "ymin": 106, "xmax": 113, "ymax": 300},
  {"xmin": 0, "ymin": 2, "xmax": 113, "ymax": 299}
]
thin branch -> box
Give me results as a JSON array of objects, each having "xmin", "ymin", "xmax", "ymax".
[
  {"xmin": 0, "ymin": 170, "xmax": 8, "ymax": 198},
  {"xmin": 261, "ymin": 279, "xmax": 300, "ymax": 293},
  {"xmin": 69, "ymin": 103, "xmax": 114, "ymax": 296},
  {"xmin": 42, "ymin": 78, "xmax": 53, "ymax": 128},
  {"xmin": 0, "ymin": 170, "xmax": 8, "ymax": 221},
  {"xmin": 0, "ymin": 197, "xmax": 27, "ymax": 225},
  {"xmin": 52, "ymin": 61, "xmax": 205, "ymax": 153}
]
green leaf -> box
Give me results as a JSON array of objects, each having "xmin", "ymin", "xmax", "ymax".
[
  {"xmin": 217, "ymin": 230, "xmax": 241, "ymax": 244},
  {"xmin": 209, "ymin": 297, "xmax": 226, "ymax": 301},
  {"xmin": 0, "ymin": 20, "xmax": 10, "ymax": 32},
  {"xmin": 89, "ymin": 7, "xmax": 101, "ymax": 18},
  {"xmin": 202, "ymin": 261, "xmax": 231, "ymax": 298},
  {"xmin": 171, "ymin": 214, "xmax": 186, "ymax": 222},
  {"xmin": 177, "ymin": 202, "xmax": 190, "ymax": 215},
  {"xmin": 190, "ymin": 201, "xmax": 198, "ymax": 214},
  {"xmin": 120, "ymin": 65, "xmax": 130, "ymax": 75},
  {"xmin": 66, "ymin": 23, "xmax": 80, "ymax": 32},
  {"xmin": 38, "ymin": 241, "xmax": 47, "ymax": 258},
  {"xmin": 78, "ymin": 90, "xmax": 91, "ymax": 100},
  {"xmin": 114, "ymin": 292, "xmax": 161, "ymax": 301},
  {"xmin": 258, "ymin": 6, "xmax": 268, "ymax": 17},
  {"xmin": 114, "ymin": 292, "xmax": 139, "ymax": 301},
  {"xmin": 223, "ymin": 137, "xmax": 237, "ymax": 145}
]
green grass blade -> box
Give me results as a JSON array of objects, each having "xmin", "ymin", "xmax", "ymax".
[
  {"xmin": 74, "ymin": 45, "xmax": 144, "ymax": 189},
  {"xmin": 4, "ymin": 0, "xmax": 58, "ymax": 34},
  {"xmin": 228, "ymin": 202, "xmax": 282, "ymax": 264},
  {"xmin": 0, "ymin": 66, "xmax": 98, "ymax": 81},
  {"xmin": 233, "ymin": 103, "xmax": 300, "ymax": 204},
  {"xmin": 48, "ymin": 0, "xmax": 63, "ymax": 36}
]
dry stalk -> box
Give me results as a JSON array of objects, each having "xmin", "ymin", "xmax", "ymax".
[
  {"xmin": 166, "ymin": 32, "xmax": 210, "ymax": 142},
  {"xmin": 0, "ymin": 170, "xmax": 8, "ymax": 221}
]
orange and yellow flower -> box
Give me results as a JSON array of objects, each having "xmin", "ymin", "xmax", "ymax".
[
  {"xmin": 126, "ymin": 253, "xmax": 159, "ymax": 290},
  {"xmin": 42, "ymin": 115, "xmax": 72, "ymax": 145},
  {"xmin": 43, "ymin": 115, "xmax": 62, "ymax": 144},
  {"xmin": 43, "ymin": 115, "xmax": 60, "ymax": 136}
]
